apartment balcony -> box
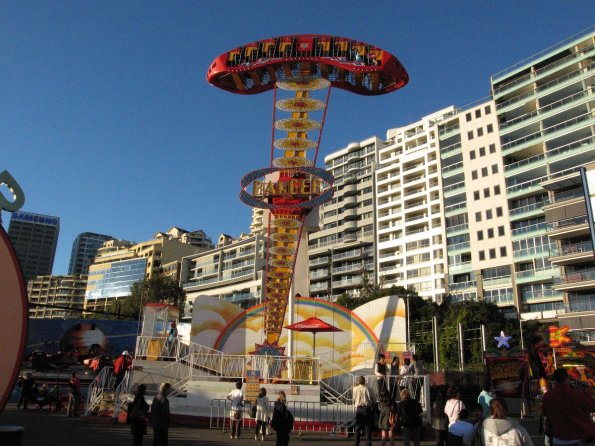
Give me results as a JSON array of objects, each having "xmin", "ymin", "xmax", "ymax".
[
  {"xmin": 514, "ymin": 244, "xmax": 555, "ymax": 261},
  {"xmin": 309, "ymin": 256, "xmax": 330, "ymax": 267},
  {"xmin": 554, "ymin": 267, "xmax": 595, "ymax": 292},
  {"xmin": 483, "ymin": 275, "xmax": 513, "ymax": 288},
  {"xmin": 343, "ymin": 220, "xmax": 358, "ymax": 232},
  {"xmin": 448, "ymin": 280, "xmax": 477, "ymax": 292},
  {"xmin": 443, "ymin": 181, "xmax": 466, "ymax": 198},
  {"xmin": 448, "ymin": 262, "xmax": 472, "ymax": 274},
  {"xmin": 438, "ymin": 123, "xmax": 460, "ymax": 139},
  {"xmin": 333, "ymin": 248, "xmax": 370, "ymax": 261},
  {"xmin": 485, "ymin": 293, "xmax": 515, "ymax": 305},
  {"xmin": 515, "ymin": 266, "xmax": 560, "ymax": 284},
  {"xmin": 549, "ymin": 241, "xmax": 594, "ymax": 265},
  {"xmin": 331, "ymin": 277, "xmax": 362, "ymax": 289},
  {"xmin": 343, "ymin": 232, "xmax": 358, "ymax": 243},
  {"xmin": 444, "ymin": 202, "xmax": 467, "ymax": 217},
  {"xmin": 343, "ymin": 195, "xmax": 358, "ymax": 208},
  {"xmin": 546, "ymin": 215, "xmax": 589, "ymax": 239},
  {"xmin": 446, "ymin": 223, "xmax": 469, "ymax": 237},
  {"xmin": 310, "ymin": 282, "xmax": 330, "ymax": 293},
  {"xmin": 541, "ymin": 166, "xmax": 583, "ymax": 191},
  {"xmin": 343, "ymin": 182, "xmax": 358, "ymax": 196},
  {"xmin": 511, "ymin": 221, "xmax": 547, "ymax": 240},
  {"xmin": 440, "ymin": 142, "xmax": 462, "ymax": 159},
  {"xmin": 506, "ymin": 177, "xmax": 546, "ymax": 199},
  {"xmin": 504, "ymin": 153, "xmax": 547, "ymax": 177},
  {"xmin": 522, "ymin": 288, "xmax": 564, "ymax": 303},
  {"xmin": 447, "ymin": 241, "xmax": 471, "ymax": 254},
  {"xmin": 493, "ymin": 42, "xmax": 595, "ymax": 97},
  {"xmin": 543, "ymin": 188, "xmax": 584, "ymax": 209}
]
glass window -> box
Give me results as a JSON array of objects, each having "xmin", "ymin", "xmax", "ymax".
[
  {"xmin": 487, "ymin": 124, "xmax": 493, "ymax": 133},
  {"xmin": 477, "ymin": 128, "xmax": 484, "ymax": 137},
  {"xmin": 475, "ymin": 109, "xmax": 481, "ymax": 118},
  {"xmin": 479, "ymin": 251, "xmax": 485, "ymax": 261},
  {"xmin": 479, "ymin": 147, "xmax": 486, "ymax": 156},
  {"xmin": 477, "ymin": 230, "xmax": 484, "ymax": 240},
  {"xmin": 494, "ymin": 185, "xmax": 501, "ymax": 195},
  {"xmin": 468, "ymin": 131, "xmax": 474, "ymax": 140},
  {"xmin": 484, "ymin": 188, "xmax": 490, "ymax": 198},
  {"xmin": 492, "ymin": 164, "xmax": 498, "ymax": 174},
  {"xmin": 484, "ymin": 105, "xmax": 491, "ymax": 115},
  {"xmin": 496, "ymin": 207, "xmax": 503, "ymax": 217},
  {"xmin": 500, "ymin": 246, "xmax": 507, "ymax": 257},
  {"xmin": 475, "ymin": 212, "xmax": 482, "ymax": 222},
  {"xmin": 486, "ymin": 209, "xmax": 493, "ymax": 219},
  {"xmin": 489, "ymin": 144, "xmax": 496, "ymax": 154},
  {"xmin": 472, "ymin": 170, "xmax": 478, "ymax": 180},
  {"xmin": 489, "ymin": 248, "xmax": 496, "ymax": 259},
  {"xmin": 470, "ymin": 150, "xmax": 476, "ymax": 160},
  {"xmin": 466, "ymin": 112, "xmax": 472, "ymax": 122},
  {"xmin": 474, "ymin": 191, "xmax": 480, "ymax": 200},
  {"xmin": 498, "ymin": 226, "xmax": 505, "ymax": 236},
  {"xmin": 487, "ymin": 228, "xmax": 494, "ymax": 238},
  {"xmin": 481, "ymin": 167, "xmax": 488, "ymax": 177}
]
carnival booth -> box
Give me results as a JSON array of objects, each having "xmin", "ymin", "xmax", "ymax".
[{"xmin": 138, "ymin": 304, "xmax": 179, "ymax": 360}]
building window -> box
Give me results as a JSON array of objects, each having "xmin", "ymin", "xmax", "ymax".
[
  {"xmin": 466, "ymin": 112, "xmax": 472, "ymax": 122},
  {"xmin": 474, "ymin": 191, "xmax": 480, "ymax": 200},
  {"xmin": 489, "ymin": 248, "xmax": 496, "ymax": 259},
  {"xmin": 472, "ymin": 170, "xmax": 478, "ymax": 180},
  {"xmin": 479, "ymin": 146, "xmax": 486, "ymax": 157},
  {"xmin": 487, "ymin": 124, "xmax": 494, "ymax": 133},
  {"xmin": 500, "ymin": 246, "xmax": 507, "ymax": 257},
  {"xmin": 492, "ymin": 164, "xmax": 498, "ymax": 174},
  {"xmin": 477, "ymin": 127, "xmax": 484, "ymax": 137},
  {"xmin": 494, "ymin": 185, "xmax": 501, "ymax": 195},
  {"xmin": 468, "ymin": 131, "xmax": 474, "ymax": 140},
  {"xmin": 485, "ymin": 105, "xmax": 491, "ymax": 115},
  {"xmin": 479, "ymin": 250, "xmax": 485, "ymax": 261},
  {"xmin": 487, "ymin": 228, "xmax": 494, "ymax": 238},
  {"xmin": 477, "ymin": 230, "xmax": 484, "ymax": 240},
  {"xmin": 484, "ymin": 188, "xmax": 490, "ymax": 198},
  {"xmin": 475, "ymin": 109, "xmax": 481, "ymax": 118},
  {"xmin": 486, "ymin": 209, "xmax": 493, "ymax": 219},
  {"xmin": 481, "ymin": 167, "xmax": 488, "ymax": 177},
  {"xmin": 496, "ymin": 207, "xmax": 503, "ymax": 217},
  {"xmin": 475, "ymin": 212, "xmax": 482, "ymax": 222},
  {"xmin": 470, "ymin": 150, "xmax": 476, "ymax": 160},
  {"xmin": 498, "ymin": 226, "xmax": 505, "ymax": 236},
  {"xmin": 489, "ymin": 144, "xmax": 496, "ymax": 154}
]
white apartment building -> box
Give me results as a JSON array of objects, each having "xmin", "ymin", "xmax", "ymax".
[
  {"xmin": 308, "ymin": 137, "xmax": 380, "ymax": 300},
  {"xmin": 376, "ymin": 109, "xmax": 450, "ymax": 302}
]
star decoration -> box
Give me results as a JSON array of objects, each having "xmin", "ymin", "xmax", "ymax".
[
  {"xmin": 548, "ymin": 325, "xmax": 572, "ymax": 348},
  {"xmin": 494, "ymin": 331, "xmax": 512, "ymax": 349}
]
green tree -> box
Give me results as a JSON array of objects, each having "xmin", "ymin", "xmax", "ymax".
[{"xmin": 111, "ymin": 274, "xmax": 185, "ymax": 319}]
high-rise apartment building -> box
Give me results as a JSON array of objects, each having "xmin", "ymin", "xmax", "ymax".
[
  {"xmin": 376, "ymin": 109, "xmax": 451, "ymax": 302},
  {"xmin": 68, "ymin": 232, "xmax": 114, "ymax": 276},
  {"xmin": 28, "ymin": 274, "xmax": 87, "ymax": 319},
  {"xmin": 308, "ymin": 137, "xmax": 380, "ymax": 300},
  {"xmin": 180, "ymin": 232, "xmax": 267, "ymax": 311},
  {"xmin": 8, "ymin": 211, "xmax": 60, "ymax": 281}
]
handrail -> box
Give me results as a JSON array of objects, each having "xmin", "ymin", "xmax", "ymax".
[{"xmin": 84, "ymin": 366, "xmax": 115, "ymax": 415}]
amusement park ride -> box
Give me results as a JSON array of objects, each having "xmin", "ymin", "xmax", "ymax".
[{"xmin": 208, "ymin": 34, "xmax": 409, "ymax": 355}]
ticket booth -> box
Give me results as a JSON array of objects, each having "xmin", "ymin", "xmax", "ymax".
[{"xmin": 138, "ymin": 304, "xmax": 179, "ymax": 360}]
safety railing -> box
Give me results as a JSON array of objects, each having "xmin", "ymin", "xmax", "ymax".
[{"xmin": 85, "ymin": 366, "xmax": 115, "ymax": 415}]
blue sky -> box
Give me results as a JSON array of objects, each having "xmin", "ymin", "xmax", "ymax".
[{"xmin": 1, "ymin": 2, "xmax": 593, "ymax": 275}]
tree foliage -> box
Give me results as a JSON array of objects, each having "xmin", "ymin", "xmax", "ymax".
[{"xmin": 111, "ymin": 274, "xmax": 185, "ymax": 320}]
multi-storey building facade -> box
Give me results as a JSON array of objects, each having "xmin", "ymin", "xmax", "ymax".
[
  {"xmin": 308, "ymin": 137, "xmax": 380, "ymax": 300},
  {"xmin": 85, "ymin": 228, "xmax": 212, "ymax": 313},
  {"xmin": 68, "ymin": 232, "xmax": 114, "ymax": 276},
  {"xmin": 28, "ymin": 274, "xmax": 87, "ymax": 319},
  {"xmin": 180, "ymin": 233, "xmax": 267, "ymax": 312},
  {"xmin": 8, "ymin": 211, "xmax": 60, "ymax": 281},
  {"xmin": 376, "ymin": 110, "xmax": 450, "ymax": 301}
]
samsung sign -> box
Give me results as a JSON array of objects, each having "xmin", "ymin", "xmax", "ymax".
[{"xmin": 11, "ymin": 211, "xmax": 59, "ymax": 227}]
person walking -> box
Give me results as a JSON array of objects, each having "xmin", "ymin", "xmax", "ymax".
[
  {"xmin": 67, "ymin": 372, "xmax": 81, "ymax": 418},
  {"xmin": 255, "ymin": 387, "xmax": 270, "ymax": 441},
  {"xmin": 271, "ymin": 391, "xmax": 293, "ymax": 446},
  {"xmin": 151, "ymin": 382, "xmax": 171, "ymax": 446},
  {"xmin": 227, "ymin": 380, "xmax": 244, "ymax": 439},
  {"xmin": 444, "ymin": 386, "xmax": 465, "ymax": 428},
  {"xmin": 130, "ymin": 384, "xmax": 150, "ymax": 446},
  {"xmin": 432, "ymin": 386, "xmax": 449, "ymax": 446},
  {"xmin": 541, "ymin": 367, "xmax": 595, "ymax": 445},
  {"xmin": 398, "ymin": 388, "xmax": 423, "ymax": 446},
  {"xmin": 378, "ymin": 390, "xmax": 397, "ymax": 446},
  {"xmin": 353, "ymin": 376, "xmax": 373, "ymax": 446},
  {"xmin": 471, "ymin": 397, "xmax": 533, "ymax": 446}
]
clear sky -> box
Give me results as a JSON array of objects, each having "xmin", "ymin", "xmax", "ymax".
[{"xmin": 1, "ymin": 2, "xmax": 593, "ymax": 275}]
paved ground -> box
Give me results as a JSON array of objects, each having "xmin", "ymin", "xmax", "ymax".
[{"xmin": 0, "ymin": 404, "xmax": 546, "ymax": 446}]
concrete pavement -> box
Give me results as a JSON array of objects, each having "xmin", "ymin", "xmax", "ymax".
[{"xmin": 0, "ymin": 404, "xmax": 546, "ymax": 446}]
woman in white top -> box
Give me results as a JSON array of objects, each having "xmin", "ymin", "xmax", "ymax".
[
  {"xmin": 255, "ymin": 387, "xmax": 270, "ymax": 441},
  {"xmin": 444, "ymin": 386, "xmax": 465, "ymax": 428}
]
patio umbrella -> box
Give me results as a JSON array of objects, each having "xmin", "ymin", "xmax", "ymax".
[{"xmin": 284, "ymin": 316, "xmax": 343, "ymax": 357}]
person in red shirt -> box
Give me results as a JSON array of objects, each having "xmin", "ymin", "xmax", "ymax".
[
  {"xmin": 542, "ymin": 367, "xmax": 595, "ymax": 445},
  {"xmin": 114, "ymin": 351, "xmax": 132, "ymax": 389}
]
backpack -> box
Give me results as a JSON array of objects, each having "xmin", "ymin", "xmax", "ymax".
[{"xmin": 285, "ymin": 407, "xmax": 294, "ymax": 430}]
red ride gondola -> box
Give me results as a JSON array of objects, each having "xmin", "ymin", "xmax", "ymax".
[{"xmin": 207, "ymin": 34, "xmax": 408, "ymax": 96}]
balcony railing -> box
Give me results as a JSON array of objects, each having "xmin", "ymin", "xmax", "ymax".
[
  {"xmin": 555, "ymin": 268, "xmax": 595, "ymax": 284},
  {"xmin": 547, "ymin": 215, "xmax": 589, "ymax": 231},
  {"xmin": 511, "ymin": 222, "xmax": 547, "ymax": 237},
  {"xmin": 504, "ymin": 153, "xmax": 545, "ymax": 172},
  {"xmin": 509, "ymin": 200, "xmax": 548, "ymax": 217},
  {"xmin": 550, "ymin": 241, "xmax": 593, "ymax": 257}
]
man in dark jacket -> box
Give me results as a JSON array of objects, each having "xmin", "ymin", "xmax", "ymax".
[
  {"xmin": 542, "ymin": 368, "xmax": 595, "ymax": 445},
  {"xmin": 151, "ymin": 382, "xmax": 172, "ymax": 446},
  {"xmin": 398, "ymin": 388, "xmax": 423, "ymax": 446}
]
